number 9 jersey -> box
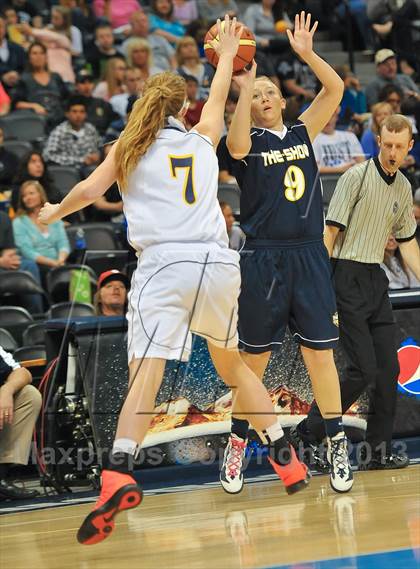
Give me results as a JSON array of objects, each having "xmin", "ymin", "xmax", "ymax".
[
  {"xmin": 122, "ymin": 118, "xmax": 228, "ymax": 253},
  {"xmin": 232, "ymin": 121, "xmax": 324, "ymax": 241}
]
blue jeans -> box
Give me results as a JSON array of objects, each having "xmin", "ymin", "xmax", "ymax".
[{"xmin": 17, "ymin": 260, "xmax": 44, "ymax": 314}]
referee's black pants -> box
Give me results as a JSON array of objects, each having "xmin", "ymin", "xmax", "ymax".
[{"xmin": 305, "ymin": 259, "xmax": 400, "ymax": 454}]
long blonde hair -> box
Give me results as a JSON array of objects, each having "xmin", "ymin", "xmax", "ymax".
[
  {"xmin": 103, "ymin": 57, "xmax": 126, "ymax": 98},
  {"xmin": 116, "ymin": 72, "xmax": 186, "ymax": 191}
]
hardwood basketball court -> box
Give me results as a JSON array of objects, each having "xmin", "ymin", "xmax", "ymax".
[{"xmin": 0, "ymin": 466, "xmax": 418, "ymax": 569}]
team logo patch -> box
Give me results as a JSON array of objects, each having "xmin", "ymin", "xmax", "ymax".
[
  {"xmin": 332, "ymin": 312, "xmax": 339, "ymax": 327},
  {"xmin": 393, "ymin": 201, "xmax": 399, "ymax": 214},
  {"xmin": 397, "ymin": 341, "xmax": 420, "ymax": 398}
]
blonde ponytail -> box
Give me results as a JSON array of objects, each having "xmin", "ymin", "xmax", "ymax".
[{"xmin": 115, "ymin": 72, "xmax": 186, "ymax": 191}]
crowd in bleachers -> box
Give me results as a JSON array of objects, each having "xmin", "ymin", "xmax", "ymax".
[{"xmin": 0, "ymin": 0, "xmax": 420, "ymax": 498}]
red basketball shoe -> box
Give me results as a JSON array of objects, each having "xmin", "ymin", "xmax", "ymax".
[
  {"xmin": 268, "ymin": 445, "xmax": 310, "ymax": 495},
  {"xmin": 77, "ymin": 470, "xmax": 143, "ymax": 545}
]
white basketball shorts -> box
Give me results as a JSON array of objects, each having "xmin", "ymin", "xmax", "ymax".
[{"xmin": 127, "ymin": 242, "xmax": 240, "ymax": 362}]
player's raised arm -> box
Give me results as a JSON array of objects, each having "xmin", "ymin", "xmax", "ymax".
[
  {"xmin": 226, "ymin": 61, "xmax": 256, "ymax": 160},
  {"xmin": 38, "ymin": 143, "xmax": 118, "ymax": 225},
  {"xmin": 194, "ymin": 15, "xmax": 242, "ymax": 146},
  {"xmin": 290, "ymin": 11, "xmax": 344, "ymax": 142}
]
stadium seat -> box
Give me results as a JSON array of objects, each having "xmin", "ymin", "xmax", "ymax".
[
  {"xmin": 0, "ymin": 112, "xmax": 46, "ymax": 143},
  {"xmin": 0, "ymin": 306, "xmax": 34, "ymax": 326},
  {"xmin": 0, "ymin": 270, "xmax": 46, "ymax": 301},
  {"xmin": 3, "ymin": 140, "xmax": 33, "ymax": 160},
  {"xmin": 218, "ymin": 184, "xmax": 241, "ymax": 215},
  {"xmin": 321, "ymin": 175, "xmax": 341, "ymax": 206},
  {"xmin": 46, "ymin": 264, "xmax": 97, "ymax": 303},
  {"xmin": 48, "ymin": 166, "xmax": 81, "ymax": 199},
  {"xmin": 0, "ymin": 327, "xmax": 18, "ymax": 352},
  {"xmin": 22, "ymin": 322, "xmax": 46, "ymax": 347},
  {"xmin": 66, "ymin": 223, "xmax": 121, "ymax": 251},
  {"xmin": 47, "ymin": 301, "xmax": 95, "ymax": 319},
  {"xmin": 84, "ymin": 250, "xmax": 130, "ymax": 276},
  {"xmin": 13, "ymin": 345, "xmax": 47, "ymax": 363}
]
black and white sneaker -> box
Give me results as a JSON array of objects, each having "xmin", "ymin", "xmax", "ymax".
[
  {"xmin": 220, "ymin": 435, "xmax": 247, "ymax": 494},
  {"xmin": 358, "ymin": 449, "xmax": 409, "ymax": 471},
  {"xmin": 288, "ymin": 424, "xmax": 329, "ymax": 474},
  {"xmin": 327, "ymin": 433, "xmax": 354, "ymax": 493}
]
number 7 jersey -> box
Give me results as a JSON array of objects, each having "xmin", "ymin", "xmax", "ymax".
[
  {"xmin": 232, "ymin": 121, "xmax": 324, "ymax": 241},
  {"xmin": 122, "ymin": 118, "xmax": 228, "ymax": 252}
]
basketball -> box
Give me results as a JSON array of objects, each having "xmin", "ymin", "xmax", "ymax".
[
  {"xmin": 275, "ymin": 19, "xmax": 289, "ymax": 33},
  {"xmin": 204, "ymin": 21, "xmax": 256, "ymax": 73}
]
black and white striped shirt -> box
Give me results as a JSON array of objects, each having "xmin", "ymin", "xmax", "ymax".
[{"xmin": 326, "ymin": 158, "xmax": 417, "ymax": 263}]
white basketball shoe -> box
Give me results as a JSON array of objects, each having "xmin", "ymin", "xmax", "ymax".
[
  {"xmin": 220, "ymin": 434, "xmax": 247, "ymax": 494},
  {"xmin": 327, "ymin": 432, "xmax": 354, "ymax": 493}
]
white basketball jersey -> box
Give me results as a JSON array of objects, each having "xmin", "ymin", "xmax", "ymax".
[{"xmin": 122, "ymin": 116, "xmax": 228, "ymax": 252}]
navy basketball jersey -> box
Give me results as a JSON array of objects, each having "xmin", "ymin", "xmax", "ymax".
[{"xmin": 232, "ymin": 121, "xmax": 324, "ymax": 241}]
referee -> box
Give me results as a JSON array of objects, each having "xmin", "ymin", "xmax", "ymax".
[{"xmin": 292, "ymin": 114, "xmax": 420, "ymax": 469}]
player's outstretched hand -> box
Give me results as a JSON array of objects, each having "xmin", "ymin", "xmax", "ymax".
[
  {"xmin": 209, "ymin": 14, "xmax": 243, "ymax": 59},
  {"xmin": 232, "ymin": 59, "xmax": 257, "ymax": 90},
  {"xmin": 287, "ymin": 11, "xmax": 318, "ymax": 61},
  {"xmin": 38, "ymin": 202, "xmax": 61, "ymax": 225}
]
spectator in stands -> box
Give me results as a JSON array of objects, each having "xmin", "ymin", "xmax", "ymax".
[
  {"xmin": 93, "ymin": 0, "xmax": 143, "ymax": 30},
  {"xmin": 13, "ymin": 41, "xmax": 69, "ymax": 129},
  {"xmin": 94, "ymin": 269, "xmax": 129, "ymax": 316},
  {"xmin": 20, "ymin": 21, "xmax": 75, "ymax": 84},
  {"xmin": 0, "ymin": 127, "xmax": 19, "ymax": 188},
  {"xmin": 361, "ymin": 101, "xmax": 393, "ymax": 158},
  {"xmin": 219, "ymin": 201, "xmax": 244, "ymax": 251},
  {"xmin": 182, "ymin": 75, "xmax": 204, "ymax": 129},
  {"xmin": 0, "ymin": 16, "xmax": 26, "ymax": 91},
  {"xmin": 243, "ymin": 0, "xmax": 291, "ymax": 52},
  {"xmin": 365, "ymin": 49, "xmax": 420, "ymax": 109},
  {"xmin": 378, "ymin": 83, "xmax": 404, "ymax": 114},
  {"xmin": 43, "ymin": 96, "xmax": 100, "ymax": 171},
  {"xmin": 176, "ymin": 36, "xmax": 213, "ymax": 99},
  {"xmin": 75, "ymin": 69, "xmax": 117, "ymax": 135},
  {"xmin": 48, "ymin": 5, "xmax": 83, "ymax": 57},
  {"xmin": 12, "ymin": 151, "xmax": 60, "ymax": 212},
  {"xmin": 93, "ymin": 57, "xmax": 127, "ymax": 101},
  {"xmin": 368, "ymin": 0, "xmax": 418, "ymax": 57},
  {"xmin": 173, "ymin": 0, "xmax": 198, "ymax": 25},
  {"xmin": 0, "ymin": 345, "xmax": 41, "ymax": 501},
  {"xmin": 126, "ymin": 39, "xmax": 160, "ymax": 83},
  {"xmin": 381, "ymin": 234, "xmax": 420, "ymax": 289},
  {"xmin": 3, "ymin": 7, "xmax": 28, "ymax": 48},
  {"xmin": 197, "ymin": 0, "xmax": 238, "ymax": 22},
  {"xmin": 0, "ymin": 210, "xmax": 43, "ymax": 313},
  {"xmin": 313, "ymin": 107, "xmax": 365, "ymax": 174},
  {"xmin": 110, "ymin": 66, "xmax": 143, "ymax": 119},
  {"xmin": 335, "ymin": 65, "xmax": 367, "ymax": 127},
  {"xmin": 13, "ymin": 181, "xmax": 70, "ymax": 281},
  {"xmin": 277, "ymin": 50, "xmax": 317, "ymax": 102},
  {"xmin": 86, "ymin": 23, "xmax": 125, "ymax": 80},
  {"xmin": 121, "ymin": 11, "xmax": 176, "ymax": 72},
  {"xmin": 149, "ymin": 0, "xmax": 185, "ymax": 46},
  {"xmin": 58, "ymin": 0, "xmax": 96, "ymax": 37}
]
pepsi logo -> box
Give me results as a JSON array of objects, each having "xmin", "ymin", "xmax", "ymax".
[{"xmin": 397, "ymin": 344, "xmax": 420, "ymax": 397}]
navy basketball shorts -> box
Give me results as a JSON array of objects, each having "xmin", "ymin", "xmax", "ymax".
[{"xmin": 238, "ymin": 239, "xmax": 339, "ymax": 353}]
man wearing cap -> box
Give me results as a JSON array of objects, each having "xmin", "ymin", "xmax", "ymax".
[
  {"xmin": 75, "ymin": 70, "xmax": 118, "ymax": 136},
  {"xmin": 365, "ymin": 49, "xmax": 420, "ymax": 109},
  {"xmin": 94, "ymin": 270, "xmax": 129, "ymax": 317}
]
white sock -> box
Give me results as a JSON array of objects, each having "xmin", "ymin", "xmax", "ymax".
[
  {"xmin": 112, "ymin": 438, "xmax": 138, "ymax": 456},
  {"xmin": 265, "ymin": 420, "xmax": 285, "ymax": 443}
]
